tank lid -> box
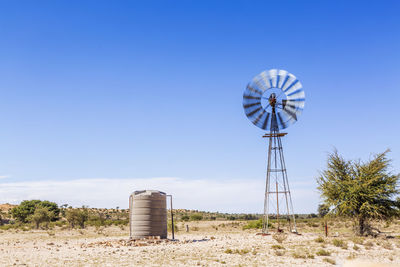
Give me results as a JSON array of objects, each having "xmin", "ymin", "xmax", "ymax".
[{"xmin": 132, "ymin": 190, "xmax": 166, "ymax": 196}]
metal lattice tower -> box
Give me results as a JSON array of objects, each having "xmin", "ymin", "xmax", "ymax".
[
  {"xmin": 262, "ymin": 109, "xmax": 297, "ymax": 234},
  {"xmin": 242, "ymin": 69, "xmax": 305, "ymax": 234}
]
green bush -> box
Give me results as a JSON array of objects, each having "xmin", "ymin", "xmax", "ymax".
[
  {"xmin": 11, "ymin": 200, "xmax": 60, "ymax": 223},
  {"xmin": 242, "ymin": 219, "xmax": 272, "ymax": 230},
  {"xmin": 181, "ymin": 215, "xmax": 190, "ymax": 221},
  {"xmin": 190, "ymin": 214, "xmax": 203, "ymax": 221},
  {"xmin": 29, "ymin": 207, "xmax": 55, "ymax": 229},
  {"xmin": 66, "ymin": 209, "xmax": 89, "ymax": 229}
]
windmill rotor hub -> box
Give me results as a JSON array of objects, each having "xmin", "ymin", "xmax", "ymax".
[{"xmin": 268, "ymin": 93, "xmax": 277, "ymax": 107}]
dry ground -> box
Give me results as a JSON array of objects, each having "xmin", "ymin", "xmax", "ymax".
[{"xmin": 0, "ymin": 220, "xmax": 400, "ymax": 266}]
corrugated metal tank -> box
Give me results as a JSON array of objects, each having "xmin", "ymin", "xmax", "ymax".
[{"xmin": 129, "ymin": 190, "xmax": 167, "ymax": 239}]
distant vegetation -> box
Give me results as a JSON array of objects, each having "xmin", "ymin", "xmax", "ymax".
[
  {"xmin": 1, "ymin": 150, "xmax": 399, "ymax": 235},
  {"xmin": 0, "ymin": 200, "xmax": 325, "ymax": 232}
]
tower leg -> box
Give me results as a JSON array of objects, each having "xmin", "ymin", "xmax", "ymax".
[{"xmin": 262, "ymin": 134, "xmax": 273, "ymax": 234}]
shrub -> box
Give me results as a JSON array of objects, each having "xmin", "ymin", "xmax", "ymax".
[
  {"xmin": 364, "ymin": 241, "xmax": 374, "ymax": 249},
  {"xmin": 332, "ymin": 239, "xmax": 347, "ymax": 249},
  {"xmin": 190, "ymin": 214, "xmax": 203, "ymax": 221},
  {"xmin": 224, "ymin": 249, "xmax": 249, "ymax": 255},
  {"xmin": 271, "ymin": 244, "xmax": 284, "ymax": 250},
  {"xmin": 275, "ymin": 250, "xmax": 285, "ymax": 256},
  {"xmin": 168, "ymin": 221, "xmax": 178, "ymax": 232},
  {"xmin": 316, "ymin": 249, "xmax": 331, "ymax": 256},
  {"xmin": 243, "ymin": 219, "xmax": 263, "ymax": 230},
  {"xmin": 66, "ymin": 209, "xmax": 89, "ymax": 229},
  {"xmin": 181, "ymin": 215, "xmax": 190, "ymax": 221},
  {"xmin": 29, "ymin": 207, "xmax": 55, "ymax": 229},
  {"xmin": 314, "ymin": 236, "xmax": 325, "ymax": 243},
  {"xmin": 382, "ymin": 242, "xmax": 392, "ymax": 250},
  {"xmin": 224, "ymin": 249, "xmax": 233, "ymax": 254},
  {"xmin": 272, "ymin": 233, "xmax": 287, "ymax": 244},
  {"xmin": 323, "ymin": 258, "xmax": 336, "ymax": 265},
  {"xmin": 292, "ymin": 251, "xmax": 306, "ymax": 259},
  {"xmin": 11, "ymin": 200, "xmax": 60, "ymax": 223}
]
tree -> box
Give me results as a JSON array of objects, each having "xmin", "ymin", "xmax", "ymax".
[
  {"xmin": 11, "ymin": 200, "xmax": 60, "ymax": 223},
  {"xmin": 66, "ymin": 208, "xmax": 89, "ymax": 228},
  {"xmin": 29, "ymin": 207, "xmax": 54, "ymax": 229},
  {"xmin": 317, "ymin": 150, "xmax": 400, "ymax": 235},
  {"xmin": 318, "ymin": 204, "xmax": 330, "ymax": 218}
]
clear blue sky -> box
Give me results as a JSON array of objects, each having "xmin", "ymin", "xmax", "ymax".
[{"xmin": 0, "ymin": 0, "xmax": 399, "ymax": 212}]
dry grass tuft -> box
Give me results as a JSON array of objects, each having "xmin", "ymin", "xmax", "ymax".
[
  {"xmin": 272, "ymin": 233, "xmax": 288, "ymax": 244},
  {"xmin": 316, "ymin": 249, "xmax": 331, "ymax": 256},
  {"xmin": 323, "ymin": 258, "xmax": 336, "ymax": 265},
  {"xmin": 332, "ymin": 239, "xmax": 347, "ymax": 249}
]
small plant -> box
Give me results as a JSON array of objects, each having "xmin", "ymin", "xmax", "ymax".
[
  {"xmin": 332, "ymin": 239, "xmax": 347, "ymax": 249},
  {"xmin": 271, "ymin": 244, "xmax": 284, "ymax": 250},
  {"xmin": 292, "ymin": 251, "xmax": 306, "ymax": 259},
  {"xmin": 347, "ymin": 253, "xmax": 357, "ymax": 260},
  {"xmin": 275, "ymin": 250, "xmax": 285, "ymax": 256},
  {"xmin": 353, "ymin": 244, "xmax": 360, "ymax": 251},
  {"xmin": 47, "ymin": 230, "xmax": 55, "ymax": 236},
  {"xmin": 351, "ymin": 237, "xmax": 365, "ymax": 245},
  {"xmin": 316, "ymin": 249, "xmax": 331, "ymax": 256},
  {"xmin": 237, "ymin": 249, "xmax": 250, "ymax": 255},
  {"xmin": 323, "ymin": 258, "xmax": 336, "ymax": 265},
  {"xmin": 224, "ymin": 248, "xmax": 249, "ymax": 255},
  {"xmin": 382, "ymin": 242, "xmax": 392, "ymax": 250},
  {"xmin": 364, "ymin": 241, "xmax": 374, "ymax": 249},
  {"xmin": 242, "ymin": 219, "xmax": 262, "ymax": 230},
  {"xmin": 272, "ymin": 233, "xmax": 288, "ymax": 243},
  {"xmin": 314, "ymin": 236, "xmax": 325, "ymax": 243},
  {"xmin": 224, "ymin": 248, "xmax": 233, "ymax": 254}
]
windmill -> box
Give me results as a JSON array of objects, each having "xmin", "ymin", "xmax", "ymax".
[{"xmin": 243, "ymin": 69, "xmax": 305, "ymax": 234}]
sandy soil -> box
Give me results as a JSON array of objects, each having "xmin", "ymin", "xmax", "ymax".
[{"xmin": 0, "ymin": 221, "xmax": 399, "ymax": 266}]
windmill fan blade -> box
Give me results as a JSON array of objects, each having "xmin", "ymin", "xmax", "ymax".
[
  {"xmin": 285, "ymin": 99, "xmax": 305, "ymax": 109},
  {"xmin": 268, "ymin": 69, "xmax": 279, "ymax": 88},
  {"xmin": 282, "ymin": 107, "xmax": 298, "ymax": 121},
  {"xmin": 285, "ymin": 82, "xmax": 303, "ymax": 96},
  {"xmin": 253, "ymin": 109, "xmax": 266, "ymax": 125},
  {"xmin": 243, "ymin": 95, "xmax": 261, "ymax": 100},
  {"xmin": 261, "ymin": 112, "xmax": 270, "ymax": 130},
  {"xmin": 277, "ymin": 70, "xmax": 288, "ymax": 88},
  {"xmin": 246, "ymin": 106, "xmax": 262, "ymax": 117},
  {"xmin": 243, "ymin": 102, "xmax": 261, "ymax": 109},
  {"xmin": 247, "ymin": 84, "xmax": 263, "ymax": 95},
  {"xmin": 277, "ymin": 112, "xmax": 287, "ymax": 129},
  {"xmin": 259, "ymin": 71, "xmax": 273, "ymax": 89}
]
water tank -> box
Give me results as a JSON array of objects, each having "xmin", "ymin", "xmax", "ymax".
[{"xmin": 129, "ymin": 190, "xmax": 167, "ymax": 239}]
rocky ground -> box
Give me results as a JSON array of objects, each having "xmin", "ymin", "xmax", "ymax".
[{"xmin": 0, "ymin": 221, "xmax": 399, "ymax": 266}]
